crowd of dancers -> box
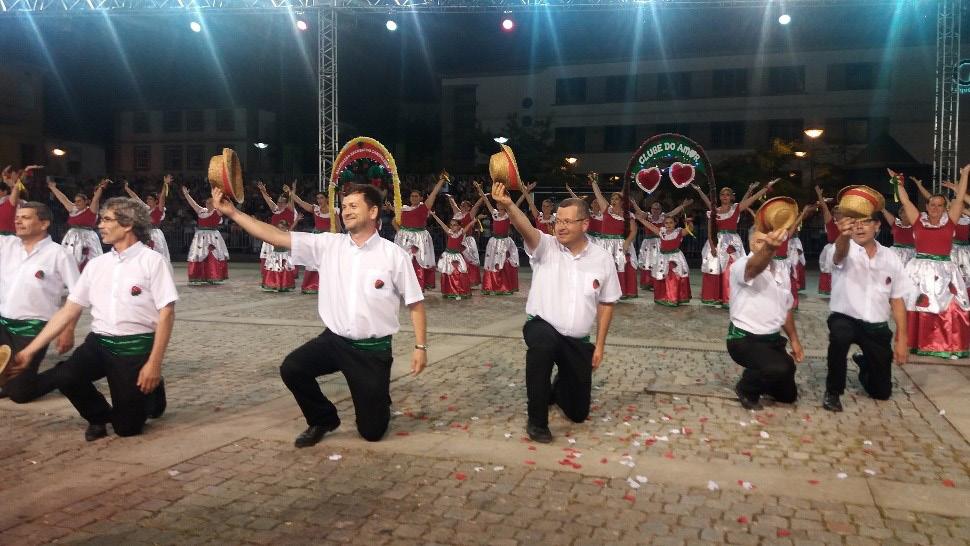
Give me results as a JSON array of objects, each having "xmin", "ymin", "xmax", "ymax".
[{"xmin": 0, "ymin": 157, "xmax": 968, "ymax": 445}]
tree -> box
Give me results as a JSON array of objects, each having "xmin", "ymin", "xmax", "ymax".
[{"xmin": 475, "ymin": 113, "xmax": 572, "ymax": 188}]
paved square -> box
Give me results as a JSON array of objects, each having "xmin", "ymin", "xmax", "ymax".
[{"xmin": 2, "ymin": 264, "xmax": 969, "ymax": 545}]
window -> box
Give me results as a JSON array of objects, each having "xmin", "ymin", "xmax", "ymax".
[
  {"xmin": 657, "ymin": 72, "xmax": 691, "ymax": 100},
  {"xmin": 603, "ymin": 125, "xmax": 637, "ymax": 153},
  {"xmin": 711, "ymin": 69, "xmax": 748, "ymax": 97},
  {"xmin": 163, "ymin": 111, "xmax": 182, "ymax": 133},
  {"xmin": 767, "ymin": 119, "xmax": 804, "ymax": 144},
  {"xmin": 843, "ymin": 118, "xmax": 870, "ymax": 145},
  {"xmin": 827, "ymin": 62, "xmax": 885, "ymax": 91},
  {"xmin": 767, "ymin": 66, "xmax": 805, "ymax": 95},
  {"xmin": 163, "ymin": 145, "xmax": 183, "ymax": 171},
  {"xmin": 186, "ymin": 145, "xmax": 205, "ymax": 170},
  {"xmin": 604, "ymin": 75, "xmax": 636, "ymax": 102},
  {"xmin": 710, "ymin": 121, "xmax": 746, "ymax": 149},
  {"xmin": 521, "ymin": 97, "xmax": 534, "ymax": 109},
  {"xmin": 134, "ymin": 145, "xmax": 152, "ymax": 171},
  {"xmin": 216, "ymin": 109, "xmax": 235, "ymax": 132},
  {"xmin": 186, "ymin": 110, "xmax": 204, "ymax": 132},
  {"xmin": 555, "ymin": 127, "xmax": 586, "ymax": 153},
  {"xmin": 556, "ymin": 78, "xmax": 587, "ymax": 105},
  {"xmin": 133, "ymin": 112, "xmax": 150, "ymax": 134}
]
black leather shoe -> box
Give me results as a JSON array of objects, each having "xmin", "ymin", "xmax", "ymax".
[
  {"xmin": 735, "ymin": 383, "xmax": 762, "ymax": 411},
  {"xmin": 294, "ymin": 423, "xmax": 339, "ymax": 448},
  {"xmin": 526, "ymin": 422, "xmax": 553, "ymax": 444},
  {"xmin": 822, "ymin": 391, "xmax": 843, "ymax": 412},
  {"xmin": 85, "ymin": 423, "xmax": 108, "ymax": 442},
  {"xmin": 146, "ymin": 379, "xmax": 167, "ymax": 419}
]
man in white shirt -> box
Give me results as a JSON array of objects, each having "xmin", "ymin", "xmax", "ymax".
[
  {"xmin": 490, "ymin": 182, "xmax": 620, "ymax": 444},
  {"xmin": 14, "ymin": 198, "xmax": 177, "ymax": 441},
  {"xmin": 0, "ymin": 202, "xmax": 80, "ymax": 403},
  {"xmin": 728, "ymin": 228, "xmax": 804, "ymax": 410},
  {"xmin": 211, "ymin": 183, "xmax": 427, "ymax": 447},
  {"xmin": 823, "ymin": 213, "xmax": 910, "ymax": 412}
]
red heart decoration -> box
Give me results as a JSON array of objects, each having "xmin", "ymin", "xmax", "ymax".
[
  {"xmin": 669, "ymin": 162, "xmax": 696, "ymax": 188},
  {"xmin": 635, "ymin": 167, "xmax": 662, "ymax": 194},
  {"xmin": 375, "ymin": 279, "xmax": 385, "ymax": 289},
  {"xmin": 593, "ymin": 279, "xmax": 600, "ymax": 289},
  {"xmin": 916, "ymin": 294, "xmax": 929, "ymax": 307}
]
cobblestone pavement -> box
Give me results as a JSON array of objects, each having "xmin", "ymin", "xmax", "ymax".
[{"xmin": 1, "ymin": 264, "xmax": 968, "ymax": 545}]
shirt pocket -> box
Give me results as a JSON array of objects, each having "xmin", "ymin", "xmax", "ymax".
[
  {"xmin": 582, "ymin": 272, "xmax": 602, "ymax": 298},
  {"xmin": 364, "ymin": 268, "xmax": 397, "ymax": 301}
]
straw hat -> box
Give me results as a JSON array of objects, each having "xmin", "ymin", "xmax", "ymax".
[
  {"xmin": 488, "ymin": 144, "xmax": 521, "ymax": 191},
  {"xmin": 755, "ymin": 196, "xmax": 799, "ymax": 233},
  {"xmin": 0, "ymin": 345, "xmax": 11, "ymax": 385},
  {"xmin": 838, "ymin": 185, "xmax": 885, "ymax": 219},
  {"xmin": 207, "ymin": 148, "xmax": 245, "ymax": 204}
]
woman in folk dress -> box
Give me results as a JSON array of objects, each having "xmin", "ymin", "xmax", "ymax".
[
  {"xmin": 631, "ymin": 197, "xmax": 692, "ymax": 291},
  {"xmin": 261, "ymin": 219, "xmax": 297, "ymax": 292},
  {"xmin": 48, "ymin": 177, "xmax": 108, "ymax": 272},
  {"xmin": 815, "ymin": 186, "xmax": 843, "ymax": 296},
  {"xmin": 590, "ymin": 178, "xmax": 639, "ymax": 299},
  {"xmin": 473, "ymin": 181, "xmax": 525, "ymax": 295},
  {"xmin": 181, "ymin": 186, "xmax": 229, "ymax": 285},
  {"xmin": 394, "ymin": 174, "xmax": 447, "ymax": 290},
  {"xmin": 290, "ymin": 185, "xmax": 340, "ymax": 295},
  {"xmin": 445, "ymin": 194, "xmax": 485, "ymax": 287},
  {"xmin": 429, "ymin": 210, "xmax": 477, "ymax": 299},
  {"xmin": 123, "ymin": 176, "xmax": 171, "ymax": 261},
  {"xmin": 637, "ymin": 214, "xmax": 692, "ymax": 306}
]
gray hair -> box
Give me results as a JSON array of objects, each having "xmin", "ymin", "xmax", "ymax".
[
  {"xmin": 18, "ymin": 201, "xmax": 52, "ymax": 223},
  {"xmin": 102, "ymin": 197, "xmax": 152, "ymax": 244},
  {"xmin": 557, "ymin": 197, "xmax": 590, "ymax": 219}
]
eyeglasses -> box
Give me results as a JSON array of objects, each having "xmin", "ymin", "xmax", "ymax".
[
  {"xmin": 100, "ymin": 216, "xmax": 118, "ymax": 223},
  {"xmin": 554, "ymin": 217, "xmax": 586, "ymax": 226}
]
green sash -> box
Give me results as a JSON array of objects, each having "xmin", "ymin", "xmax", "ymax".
[
  {"xmin": 96, "ymin": 333, "xmax": 155, "ymax": 356},
  {"xmin": 346, "ymin": 335, "xmax": 392, "ymax": 352},
  {"xmin": 0, "ymin": 316, "xmax": 46, "ymax": 337},
  {"xmin": 726, "ymin": 322, "xmax": 781, "ymax": 342},
  {"xmin": 400, "ymin": 227, "xmax": 425, "ymax": 233},
  {"xmin": 915, "ymin": 253, "xmax": 950, "ymax": 261}
]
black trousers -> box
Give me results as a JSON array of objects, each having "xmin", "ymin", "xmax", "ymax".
[
  {"xmin": 56, "ymin": 333, "xmax": 153, "ymax": 436},
  {"xmin": 0, "ymin": 324, "xmax": 54, "ymax": 404},
  {"xmin": 826, "ymin": 312, "xmax": 893, "ymax": 400},
  {"xmin": 279, "ymin": 330, "xmax": 393, "ymax": 442},
  {"xmin": 728, "ymin": 334, "xmax": 798, "ymax": 403},
  {"xmin": 523, "ymin": 317, "xmax": 594, "ymax": 428}
]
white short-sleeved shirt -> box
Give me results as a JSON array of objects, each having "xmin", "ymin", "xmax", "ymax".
[
  {"xmin": 68, "ymin": 242, "xmax": 179, "ymax": 336},
  {"xmin": 729, "ymin": 253, "xmax": 793, "ymax": 335},
  {"xmin": 827, "ymin": 240, "xmax": 912, "ymax": 323},
  {"xmin": 290, "ymin": 230, "xmax": 424, "ymax": 340},
  {"xmin": 0, "ymin": 236, "xmax": 80, "ymax": 321},
  {"xmin": 524, "ymin": 233, "xmax": 621, "ymax": 338}
]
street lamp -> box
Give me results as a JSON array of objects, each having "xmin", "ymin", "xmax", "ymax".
[
  {"xmin": 803, "ymin": 128, "xmax": 824, "ymax": 140},
  {"xmin": 802, "ymin": 128, "xmax": 824, "ymax": 187},
  {"xmin": 254, "ymin": 142, "xmax": 269, "ymax": 149},
  {"xmin": 565, "ymin": 156, "xmax": 578, "ymax": 166},
  {"xmin": 493, "ymin": 136, "xmax": 508, "ymax": 145},
  {"xmin": 51, "ymin": 148, "xmax": 67, "ymax": 157},
  {"xmin": 793, "ymin": 151, "xmax": 807, "ymax": 158}
]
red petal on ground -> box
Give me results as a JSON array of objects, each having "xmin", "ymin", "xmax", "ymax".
[
  {"xmin": 942, "ymin": 479, "xmax": 956, "ymax": 487},
  {"xmin": 454, "ymin": 472, "xmax": 467, "ymax": 481},
  {"xmin": 741, "ymin": 451, "xmax": 752, "ymax": 457},
  {"xmin": 447, "ymin": 406, "xmax": 457, "ymax": 411},
  {"xmin": 777, "ymin": 529, "xmax": 791, "ymax": 537},
  {"xmin": 808, "ymin": 479, "xmax": 820, "ymax": 485},
  {"xmin": 623, "ymin": 415, "xmax": 632, "ymax": 422},
  {"xmin": 528, "ymin": 446, "xmax": 537, "ymax": 451},
  {"xmin": 395, "ymin": 432, "xmax": 410, "ymax": 436},
  {"xmin": 737, "ymin": 516, "xmax": 749, "ymax": 524},
  {"xmin": 570, "ymin": 463, "xmax": 582, "ymax": 469},
  {"xmin": 439, "ymin": 395, "xmax": 448, "ymax": 400},
  {"xmin": 593, "ymin": 479, "xmax": 605, "ymax": 487},
  {"xmin": 623, "ymin": 493, "xmax": 636, "ymax": 503},
  {"xmin": 663, "ymin": 451, "xmax": 674, "ymax": 459},
  {"xmin": 524, "ymin": 460, "xmax": 536, "ymax": 465},
  {"xmin": 600, "ymin": 458, "xmax": 608, "ymax": 464},
  {"xmin": 699, "ymin": 417, "xmax": 709, "ymax": 423}
]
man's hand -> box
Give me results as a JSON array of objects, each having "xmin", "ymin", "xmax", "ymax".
[
  {"xmin": 46, "ymin": 177, "xmax": 57, "ymax": 190},
  {"xmin": 55, "ymin": 329, "xmax": 75, "ymax": 355},
  {"xmin": 136, "ymin": 360, "xmax": 162, "ymax": 393},
  {"xmin": 210, "ymin": 187, "xmax": 237, "ymax": 217},
  {"xmin": 837, "ymin": 217, "xmax": 856, "ymax": 237},
  {"xmin": 491, "ymin": 182, "xmax": 514, "ymax": 208},
  {"xmin": 894, "ymin": 336, "xmax": 909, "ymax": 366},
  {"xmin": 7, "ymin": 349, "xmax": 35, "ymax": 378},
  {"xmin": 525, "ymin": 181, "xmax": 538, "ymax": 192},
  {"xmin": 961, "ymin": 164, "xmax": 970, "ymax": 179},
  {"xmin": 163, "ymin": 174, "xmax": 173, "ymax": 185},
  {"xmin": 760, "ymin": 227, "xmax": 789, "ymax": 252},
  {"xmin": 592, "ymin": 345, "xmax": 604, "ymax": 370},
  {"xmin": 814, "ymin": 185, "xmax": 824, "ymax": 199},
  {"xmin": 887, "ymin": 168, "xmax": 901, "ymax": 180},
  {"xmin": 789, "ymin": 339, "xmax": 804, "ymax": 363},
  {"xmin": 411, "ymin": 349, "xmax": 427, "ymax": 375},
  {"xmin": 748, "ymin": 181, "xmax": 760, "ymax": 191}
]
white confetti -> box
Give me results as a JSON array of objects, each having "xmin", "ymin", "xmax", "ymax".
[
  {"xmin": 567, "ymin": 438, "xmax": 577, "ymax": 444},
  {"xmin": 673, "ymin": 397, "xmax": 681, "ymax": 401},
  {"xmin": 648, "ymin": 419, "xmax": 657, "ymax": 424},
  {"xmin": 661, "ymin": 416, "xmax": 671, "ymax": 422},
  {"xmin": 864, "ymin": 469, "xmax": 876, "ymax": 476},
  {"xmin": 474, "ymin": 466, "xmax": 484, "ymax": 473},
  {"xmin": 626, "ymin": 477, "xmax": 641, "ymax": 489},
  {"xmin": 471, "ymin": 416, "xmax": 479, "ymax": 421},
  {"xmin": 635, "ymin": 475, "xmax": 648, "ymax": 483},
  {"xmin": 508, "ymin": 383, "xmax": 516, "ymax": 387},
  {"xmin": 28, "ymin": 460, "xmax": 37, "ymax": 465},
  {"xmin": 939, "ymin": 409, "xmax": 946, "ymax": 416},
  {"xmin": 504, "ymin": 432, "xmax": 512, "ymax": 439},
  {"xmin": 863, "ymin": 440, "xmax": 873, "ymax": 446},
  {"xmin": 571, "ymin": 453, "xmax": 583, "ymax": 459},
  {"xmin": 605, "ymin": 432, "xmax": 615, "ymax": 436},
  {"xmin": 167, "ymin": 470, "xmax": 180, "ymax": 477},
  {"xmin": 670, "ymin": 428, "xmax": 681, "ymax": 435},
  {"xmin": 392, "ymin": 411, "xmax": 403, "ymax": 416},
  {"xmin": 493, "ymin": 466, "xmax": 505, "ymax": 472},
  {"xmin": 740, "ymin": 481, "xmax": 754, "ymax": 490},
  {"xmin": 656, "ymin": 435, "xmax": 669, "ymax": 442},
  {"xmin": 707, "ymin": 480, "xmax": 720, "ymax": 491},
  {"xmin": 760, "ymin": 431, "xmax": 770, "ymax": 439},
  {"xmin": 601, "ymin": 417, "xmax": 612, "ymax": 423},
  {"xmin": 739, "ymin": 421, "xmax": 748, "ymax": 427},
  {"xmin": 623, "ymin": 422, "xmax": 631, "ymax": 427},
  {"xmin": 632, "ymin": 441, "xmax": 641, "ymax": 447},
  {"xmin": 328, "ymin": 454, "xmax": 343, "ymax": 461},
  {"xmin": 836, "ymin": 472, "xmax": 848, "ymax": 479}
]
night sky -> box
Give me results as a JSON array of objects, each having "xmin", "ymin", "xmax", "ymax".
[{"xmin": 0, "ymin": 3, "xmax": 945, "ymax": 172}]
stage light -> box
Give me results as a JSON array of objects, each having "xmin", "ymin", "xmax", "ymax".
[
  {"xmin": 565, "ymin": 157, "xmax": 578, "ymax": 166},
  {"xmin": 52, "ymin": 148, "xmax": 66, "ymax": 157},
  {"xmin": 254, "ymin": 142, "xmax": 269, "ymax": 149},
  {"xmin": 804, "ymin": 128, "xmax": 824, "ymax": 139},
  {"xmin": 493, "ymin": 136, "xmax": 508, "ymax": 144},
  {"xmin": 386, "ymin": 20, "xmax": 398, "ymax": 31},
  {"xmin": 778, "ymin": 14, "xmax": 791, "ymax": 25},
  {"xmin": 794, "ymin": 151, "xmax": 807, "ymax": 158},
  {"xmin": 501, "ymin": 18, "xmax": 515, "ymax": 31},
  {"xmin": 190, "ymin": 21, "xmax": 202, "ymax": 32},
  {"xmin": 296, "ymin": 20, "xmax": 308, "ymax": 31}
]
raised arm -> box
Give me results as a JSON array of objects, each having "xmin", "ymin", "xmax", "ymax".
[
  {"xmin": 491, "ymin": 182, "xmax": 540, "ymax": 251},
  {"xmin": 787, "ymin": 204, "xmax": 816, "ymax": 237},
  {"xmin": 123, "ymin": 181, "xmax": 149, "ymax": 208},
  {"xmin": 880, "ymin": 208, "xmax": 897, "ymax": 225},
  {"xmin": 46, "ymin": 178, "xmax": 76, "ymax": 211},
  {"xmin": 10, "ymin": 166, "xmax": 40, "ymax": 206},
  {"xmin": 514, "ymin": 181, "xmax": 536, "ymax": 209},
  {"xmin": 565, "ymin": 184, "xmax": 580, "ymax": 200},
  {"xmin": 181, "ymin": 186, "xmax": 204, "ymax": 214},
  {"xmin": 589, "ymin": 177, "xmax": 609, "ymax": 213},
  {"xmin": 690, "ymin": 183, "xmax": 713, "ymax": 210},
  {"xmin": 911, "ymin": 176, "xmax": 932, "ymax": 201},
  {"xmin": 288, "ymin": 185, "xmax": 315, "ymax": 213},
  {"xmin": 473, "ymin": 181, "xmax": 496, "ymax": 215},
  {"xmin": 744, "ymin": 228, "xmax": 788, "ymax": 282},
  {"xmin": 88, "ymin": 179, "xmax": 109, "ymax": 213},
  {"xmin": 256, "ymin": 181, "xmax": 277, "ymax": 212},
  {"xmin": 468, "ymin": 196, "xmax": 485, "ymax": 219},
  {"xmin": 211, "ymin": 187, "xmax": 291, "ymax": 248},
  {"xmin": 2, "ymin": 166, "xmax": 21, "ymax": 207},
  {"xmin": 424, "ymin": 173, "xmax": 447, "ymax": 210},
  {"xmin": 739, "ymin": 179, "xmax": 778, "ymax": 212},
  {"xmin": 158, "ymin": 174, "xmax": 171, "ymax": 210},
  {"xmin": 667, "ymin": 198, "xmax": 693, "ymax": 218},
  {"xmin": 815, "ymin": 185, "xmax": 833, "ymax": 224},
  {"xmin": 521, "ymin": 181, "xmax": 541, "ymax": 220},
  {"xmin": 941, "ymin": 180, "xmax": 970, "ymax": 207},
  {"xmin": 948, "ymin": 165, "xmax": 969, "ymax": 224},
  {"xmin": 890, "ymin": 169, "xmax": 920, "ymax": 226},
  {"xmin": 445, "ymin": 194, "xmax": 462, "ymax": 217},
  {"xmin": 635, "ymin": 215, "xmax": 662, "ymax": 236},
  {"xmin": 428, "ymin": 210, "xmax": 450, "ymax": 232},
  {"xmin": 740, "ymin": 181, "xmax": 759, "ymax": 204}
]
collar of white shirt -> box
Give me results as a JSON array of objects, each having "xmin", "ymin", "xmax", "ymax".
[
  {"xmin": 19, "ymin": 235, "xmax": 54, "ymax": 256},
  {"xmin": 557, "ymin": 237, "xmax": 592, "ymax": 260},
  {"xmin": 110, "ymin": 241, "xmax": 147, "ymax": 261},
  {"xmin": 346, "ymin": 229, "xmax": 382, "ymax": 250}
]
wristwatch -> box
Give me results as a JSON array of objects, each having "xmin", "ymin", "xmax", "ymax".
[{"xmin": 414, "ymin": 344, "xmax": 428, "ymax": 351}]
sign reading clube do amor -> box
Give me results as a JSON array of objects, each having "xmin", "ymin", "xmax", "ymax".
[{"xmin": 625, "ymin": 133, "xmax": 715, "ymax": 195}]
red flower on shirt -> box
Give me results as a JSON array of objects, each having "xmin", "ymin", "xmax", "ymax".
[
  {"xmin": 885, "ymin": 276, "xmax": 892, "ymax": 285},
  {"xmin": 592, "ymin": 279, "xmax": 600, "ymax": 290},
  {"xmin": 35, "ymin": 270, "xmax": 45, "ymax": 279},
  {"xmin": 374, "ymin": 279, "xmax": 385, "ymax": 289},
  {"xmin": 916, "ymin": 293, "xmax": 929, "ymax": 307},
  {"xmin": 131, "ymin": 286, "xmax": 143, "ymax": 296},
  {"xmin": 147, "ymin": 240, "xmax": 155, "ymax": 249}
]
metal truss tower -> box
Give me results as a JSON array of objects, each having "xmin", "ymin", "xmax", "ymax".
[
  {"xmin": 932, "ymin": 0, "xmax": 961, "ymax": 190},
  {"xmin": 318, "ymin": 7, "xmax": 338, "ymax": 188}
]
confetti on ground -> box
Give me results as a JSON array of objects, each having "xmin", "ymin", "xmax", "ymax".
[
  {"xmin": 395, "ymin": 432, "xmax": 410, "ymax": 437},
  {"xmin": 837, "ymin": 472, "xmax": 848, "ymax": 479},
  {"xmin": 759, "ymin": 431, "xmax": 770, "ymax": 439},
  {"xmin": 940, "ymin": 409, "xmax": 946, "ymax": 416},
  {"xmin": 567, "ymin": 438, "xmax": 577, "ymax": 444},
  {"xmin": 167, "ymin": 470, "xmax": 179, "ymax": 477},
  {"xmin": 392, "ymin": 411, "xmax": 403, "ymax": 416},
  {"xmin": 524, "ymin": 460, "xmax": 536, "ymax": 465},
  {"xmin": 454, "ymin": 472, "xmax": 467, "ymax": 481},
  {"xmin": 864, "ymin": 469, "xmax": 877, "ymax": 476},
  {"xmin": 328, "ymin": 454, "xmax": 342, "ymax": 461},
  {"xmin": 635, "ymin": 475, "xmax": 648, "ymax": 483},
  {"xmin": 626, "ymin": 478, "xmax": 641, "ymax": 489},
  {"xmin": 808, "ymin": 479, "xmax": 820, "ymax": 485},
  {"xmin": 473, "ymin": 467, "xmax": 484, "ymax": 473},
  {"xmin": 707, "ymin": 481, "xmax": 719, "ymax": 491},
  {"xmin": 863, "ymin": 440, "xmax": 873, "ymax": 446},
  {"xmin": 942, "ymin": 479, "xmax": 956, "ymax": 488},
  {"xmin": 504, "ymin": 432, "xmax": 512, "ymax": 439},
  {"xmin": 592, "ymin": 479, "xmax": 605, "ymax": 487},
  {"xmin": 777, "ymin": 529, "xmax": 791, "ymax": 538},
  {"xmin": 738, "ymin": 480, "xmax": 754, "ymax": 490},
  {"xmin": 737, "ymin": 515, "xmax": 749, "ymax": 524},
  {"xmin": 622, "ymin": 492, "xmax": 636, "ymax": 503},
  {"xmin": 493, "ymin": 466, "xmax": 505, "ymax": 472}
]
